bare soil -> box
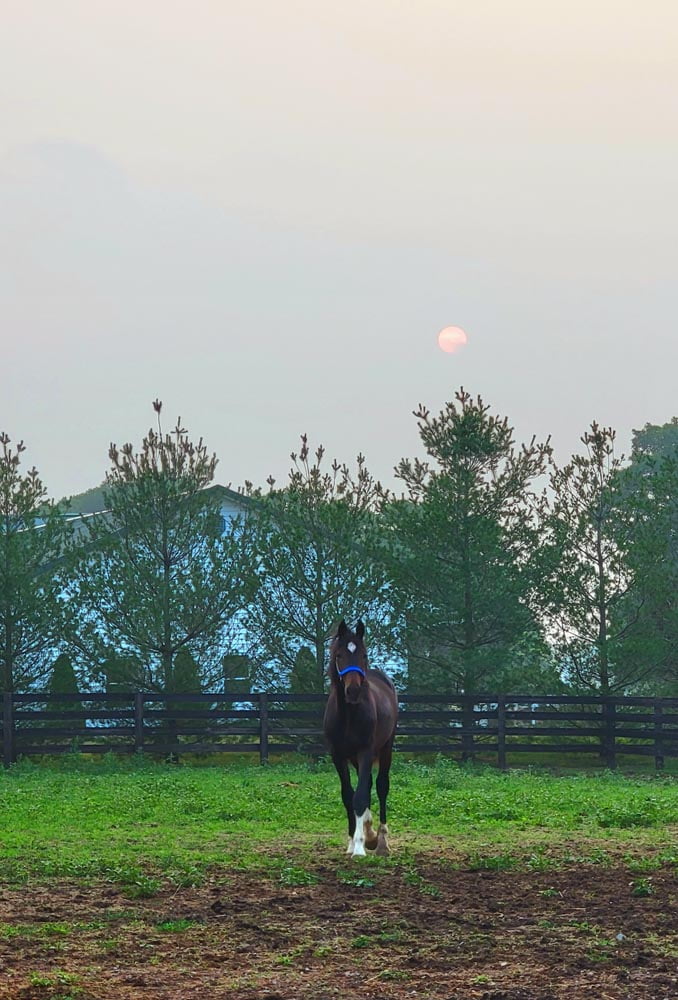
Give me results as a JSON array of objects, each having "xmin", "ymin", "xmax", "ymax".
[{"xmin": 1, "ymin": 857, "xmax": 677, "ymax": 1000}]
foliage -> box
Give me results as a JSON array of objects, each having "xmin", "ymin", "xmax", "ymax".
[
  {"xmin": 99, "ymin": 649, "xmax": 144, "ymax": 693},
  {"xmin": 69, "ymin": 402, "xmax": 258, "ymax": 692},
  {"xmin": 0, "ymin": 433, "xmax": 71, "ymax": 692},
  {"xmin": 382, "ymin": 389, "xmax": 551, "ymax": 693},
  {"xmin": 616, "ymin": 429, "xmax": 678, "ymax": 693},
  {"xmin": 631, "ymin": 418, "xmax": 678, "ymax": 461},
  {"xmin": 222, "ymin": 652, "xmax": 253, "ymax": 694},
  {"xmin": 289, "ymin": 644, "xmax": 323, "ymax": 695},
  {"xmin": 49, "ymin": 653, "xmax": 79, "ymax": 696},
  {"xmin": 244, "ymin": 435, "xmax": 392, "ymax": 688},
  {"xmin": 537, "ymin": 424, "xmax": 647, "ymax": 694}
]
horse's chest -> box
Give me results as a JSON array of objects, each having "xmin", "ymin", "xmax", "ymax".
[{"xmin": 329, "ymin": 710, "xmax": 374, "ymax": 753}]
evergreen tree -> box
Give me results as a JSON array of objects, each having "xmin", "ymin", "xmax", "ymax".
[
  {"xmin": 0, "ymin": 433, "xmax": 71, "ymax": 691},
  {"xmin": 245, "ymin": 436, "xmax": 391, "ymax": 689},
  {"xmin": 49, "ymin": 652, "xmax": 79, "ymax": 696},
  {"xmin": 382, "ymin": 389, "xmax": 550, "ymax": 693},
  {"xmin": 70, "ymin": 402, "xmax": 258, "ymax": 693},
  {"xmin": 537, "ymin": 424, "xmax": 647, "ymax": 694},
  {"xmin": 48, "ymin": 652, "xmax": 82, "ymax": 722},
  {"xmin": 99, "ymin": 650, "xmax": 145, "ymax": 693},
  {"xmin": 222, "ymin": 653, "xmax": 252, "ymax": 695},
  {"xmin": 631, "ymin": 418, "xmax": 678, "ymax": 461},
  {"xmin": 615, "ymin": 427, "xmax": 678, "ymax": 691},
  {"xmin": 290, "ymin": 644, "xmax": 323, "ymax": 695}
]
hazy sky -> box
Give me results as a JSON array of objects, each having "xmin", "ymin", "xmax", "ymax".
[{"xmin": 2, "ymin": 1, "xmax": 677, "ymax": 500}]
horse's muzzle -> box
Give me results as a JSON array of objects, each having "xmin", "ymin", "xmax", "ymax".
[{"xmin": 344, "ymin": 680, "xmax": 362, "ymax": 704}]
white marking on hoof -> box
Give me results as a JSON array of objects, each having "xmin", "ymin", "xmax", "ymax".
[
  {"xmin": 346, "ymin": 836, "xmax": 355, "ymax": 854},
  {"xmin": 375, "ymin": 822, "xmax": 390, "ymax": 857},
  {"xmin": 352, "ymin": 810, "xmax": 369, "ymax": 857}
]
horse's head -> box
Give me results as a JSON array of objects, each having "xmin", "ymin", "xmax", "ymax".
[{"xmin": 331, "ymin": 619, "xmax": 368, "ymax": 704}]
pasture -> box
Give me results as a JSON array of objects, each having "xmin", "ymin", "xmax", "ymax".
[{"xmin": 0, "ymin": 757, "xmax": 677, "ymax": 999}]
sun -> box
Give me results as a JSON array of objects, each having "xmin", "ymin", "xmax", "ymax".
[{"xmin": 437, "ymin": 326, "xmax": 468, "ymax": 354}]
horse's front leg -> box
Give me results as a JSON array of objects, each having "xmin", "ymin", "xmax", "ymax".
[
  {"xmin": 351, "ymin": 753, "xmax": 374, "ymax": 858},
  {"xmin": 332, "ymin": 755, "xmax": 356, "ymax": 854},
  {"xmin": 374, "ymin": 737, "xmax": 394, "ymax": 857}
]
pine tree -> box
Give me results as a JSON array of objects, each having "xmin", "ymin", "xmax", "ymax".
[
  {"xmin": 383, "ymin": 389, "xmax": 550, "ymax": 693},
  {"xmin": 48, "ymin": 652, "xmax": 81, "ymax": 721},
  {"xmin": 0, "ymin": 433, "xmax": 71, "ymax": 691},
  {"xmin": 245, "ymin": 436, "xmax": 391, "ymax": 689},
  {"xmin": 537, "ymin": 424, "xmax": 645, "ymax": 694},
  {"xmin": 70, "ymin": 402, "xmax": 258, "ymax": 693}
]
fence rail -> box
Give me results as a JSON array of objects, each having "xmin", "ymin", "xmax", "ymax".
[{"xmin": 3, "ymin": 692, "xmax": 678, "ymax": 769}]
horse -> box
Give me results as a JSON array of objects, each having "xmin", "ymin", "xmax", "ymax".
[{"xmin": 323, "ymin": 619, "xmax": 398, "ymax": 858}]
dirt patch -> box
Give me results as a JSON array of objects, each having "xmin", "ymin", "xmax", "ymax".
[{"xmin": 0, "ymin": 859, "xmax": 677, "ymax": 999}]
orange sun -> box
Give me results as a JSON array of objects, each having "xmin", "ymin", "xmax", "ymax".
[{"xmin": 437, "ymin": 326, "xmax": 468, "ymax": 354}]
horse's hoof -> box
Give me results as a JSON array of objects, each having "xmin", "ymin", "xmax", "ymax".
[
  {"xmin": 365, "ymin": 835, "xmax": 379, "ymax": 851},
  {"xmin": 351, "ymin": 844, "xmax": 367, "ymax": 859},
  {"xmin": 375, "ymin": 825, "xmax": 390, "ymax": 856}
]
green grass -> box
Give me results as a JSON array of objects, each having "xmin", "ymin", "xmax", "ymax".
[{"xmin": 0, "ymin": 755, "xmax": 677, "ymax": 883}]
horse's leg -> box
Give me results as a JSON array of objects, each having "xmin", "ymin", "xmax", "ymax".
[
  {"xmin": 351, "ymin": 753, "xmax": 374, "ymax": 858},
  {"xmin": 363, "ymin": 770, "xmax": 378, "ymax": 849},
  {"xmin": 333, "ymin": 755, "xmax": 356, "ymax": 853},
  {"xmin": 374, "ymin": 738, "xmax": 394, "ymax": 857}
]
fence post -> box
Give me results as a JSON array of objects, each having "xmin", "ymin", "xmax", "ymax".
[
  {"xmin": 460, "ymin": 695, "xmax": 475, "ymax": 762},
  {"xmin": 654, "ymin": 700, "xmax": 664, "ymax": 771},
  {"xmin": 134, "ymin": 693, "xmax": 144, "ymax": 754},
  {"xmin": 3, "ymin": 692, "xmax": 14, "ymax": 768},
  {"xmin": 602, "ymin": 698, "xmax": 617, "ymax": 770},
  {"xmin": 497, "ymin": 696, "xmax": 507, "ymax": 770},
  {"xmin": 259, "ymin": 692, "xmax": 269, "ymax": 765}
]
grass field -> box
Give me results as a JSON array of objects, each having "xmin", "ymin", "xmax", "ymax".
[
  {"xmin": 1, "ymin": 757, "xmax": 678, "ymax": 999},
  {"xmin": 1, "ymin": 755, "xmax": 677, "ymax": 881}
]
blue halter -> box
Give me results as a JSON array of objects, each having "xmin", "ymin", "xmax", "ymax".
[{"xmin": 337, "ymin": 665, "xmax": 366, "ymax": 678}]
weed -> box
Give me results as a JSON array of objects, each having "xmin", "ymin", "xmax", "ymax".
[
  {"xmin": 0, "ymin": 923, "xmax": 22, "ymax": 939},
  {"xmin": 276, "ymin": 946, "xmax": 304, "ymax": 965},
  {"xmin": 630, "ymin": 877, "xmax": 655, "ymax": 897},
  {"xmin": 278, "ymin": 865, "xmax": 319, "ymax": 887},
  {"xmin": 29, "ymin": 970, "xmax": 80, "ymax": 989},
  {"xmin": 467, "ymin": 853, "xmax": 518, "ymax": 872},
  {"xmin": 337, "ymin": 873, "xmax": 375, "ymax": 888},
  {"xmin": 403, "ymin": 865, "xmax": 441, "ymax": 897},
  {"xmin": 156, "ymin": 918, "xmax": 197, "ymax": 932},
  {"xmin": 527, "ymin": 850, "xmax": 555, "ymax": 872},
  {"xmin": 124, "ymin": 875, "xmax": 162, "ymax": 899},
  {"xmin": 626, "ymin": 856, "xmax": 662, "ymax": 873},
  {"xmin": 351, "ymin": 934, "xmax": 370, "ymax": 948}
]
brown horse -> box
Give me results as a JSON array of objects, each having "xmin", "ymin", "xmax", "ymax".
[{"xmin": 323, "ymin": 619, "xmax": 398, "ymax": 858}]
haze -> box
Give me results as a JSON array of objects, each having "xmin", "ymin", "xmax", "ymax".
[{"xmin": 2, "ymin": 1, "xmax": 677, "ymax": 500}]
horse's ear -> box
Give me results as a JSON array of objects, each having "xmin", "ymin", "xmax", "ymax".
[
  {"xmin": 337, "ymin": 620, "xmax": 348, "ymax": 638},
  {"xmin": 355, "ymin": 620, "xmax": 365, "ymax": 640}
]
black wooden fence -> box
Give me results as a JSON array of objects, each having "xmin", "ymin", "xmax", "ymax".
[{"xmin": 3, "ymin": 692, "xmax": 678, "ymax": 769}]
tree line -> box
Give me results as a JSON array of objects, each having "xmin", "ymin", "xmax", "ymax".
[{"xmin": 1, "ymin": 394, "xmax": 677, "ymax": 699}]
